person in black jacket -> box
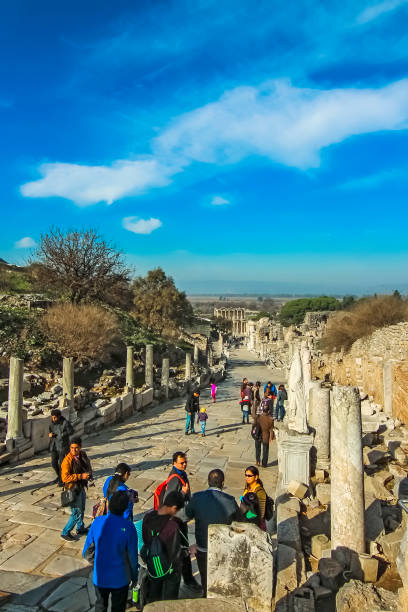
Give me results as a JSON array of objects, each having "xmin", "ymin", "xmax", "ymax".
[
  {"xmin": 185, "ymin": 389, "xmax": 200, "ymax": 435},
  {"xmin": 49, "ymin": 409, "xmax": 74, "ymax": 486},
  {"xmin": 184, "ymin": 469, "xmax": 241, "ymax": 596},
  {"xmin": 142, "ymin": 491, "xmax": 185, "ymax": 603}
]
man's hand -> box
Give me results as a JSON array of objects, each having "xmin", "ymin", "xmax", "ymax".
[
  {"xmin": 181, "ymin": 483, "xmax": 190, "ymax": 495},
  {"xmin": 189, "ymin": 544, "xmax": 198, "ymax": 557},
  {"xmin": 82, "ymin": 472, "xmax": 90, "ymax": 480},
  {"xmin": 48, "ymin": 433, "xmax": 53, "ymax": 438}
]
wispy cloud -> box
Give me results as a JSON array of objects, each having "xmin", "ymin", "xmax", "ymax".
[
  {"xmin": 155, "ymin": 79, "xmax": 408, "ymax": 170},
  {"xmin": 21, "ymin": 159, "xmax": 179, "ymax": 206},
  {"xmin": 211, "ymin": 195, "xmax": 230, "ymax": 205},
  {"xmin": 356, "ymin": 0, "xmax": 408, "ymax": 25},
  {"xmin": 122, "ymin": 216, "xmax": 162, "ymax": 235},
  {"xmin": 21, "ymin": 79, "xmax": 408, "ymax": 205},
  {"xmin": 15, "ymin": 237, "xmax": 37, "ymax": 248}
]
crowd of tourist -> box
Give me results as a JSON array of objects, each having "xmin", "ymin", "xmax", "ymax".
[{"xmin": 50, "ymin": 365, "xmax": 282, "ymax": 611}]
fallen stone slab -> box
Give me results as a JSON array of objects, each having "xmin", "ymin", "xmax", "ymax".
[
  {"xmin": 207, "ymin": 522, "xmax": 273, "ymax": 612},
  {"xmin": 144, "ymin": 599, "xmax": 246, "ymax": 611},
  {"xmin": 336, "ymin": 579, "xmax": 398, "ymax": 611},
  {"xmin": 315, "ymin": 483, "xmax": 330, "ymax": 506},
  {"xmin": 311, "ymin": 534, "xmax": 331, "ymax": 560},
  {"xmin": 0, "ymin": 538, "xmax": 57, "ymax": 573},
  {"xmin": 287, "ymin": 480, "xmax": 308, "ymax": 499},
  {"xmin": 364, "ymin": 474, "xmax": 395, "ymax": 502},
  {"xmin": 277, "ymin": 504, "xmax": 301, "ymax": 551},
  {"xmin": 46, "ymin": 586, "xmax": 90, "ymax": 612}
]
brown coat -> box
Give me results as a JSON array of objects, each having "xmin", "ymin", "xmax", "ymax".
[{"xmin": 257, "ymin": 413, "xmax": 274, "ymax": 445}]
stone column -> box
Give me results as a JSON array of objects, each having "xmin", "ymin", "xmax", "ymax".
[
  {"xmin": 331, "ymin": 385, "xmax": 365, "ymax": 575},
  {"xmin": 309, "ymin": 382, "xmax": 330, "ymax": 470},
  {"xmin": 145, "ymin": 344, "xmax": 153, "ymax": 388},
  {"xmin": 207, "ymin": 348, "xmax": 213, "ymax": 367},
  {"xmin": 185, "ymin": 352, "xmax": 192, "ymax": 380},
  {"xmin": 126, "ymin": 346, "xmax": 134, "ymax": 389},
  {"xmin": 6, "ymin": 357, "xmax": 24, "ymax": 444},
  {"xmin": 161, "ymin": 357, "xmax": 169, "ymax": 399},
  {"xmin": 62, "ymin": 357, "xmax": 78, "ymax": 421},
  {"xmin": 194, "ymin": 343, "xmax": 199, "ymax": 366},
  {"xmin": 383, "ymin": 360, "xmax": 394, "ymax": 416}
]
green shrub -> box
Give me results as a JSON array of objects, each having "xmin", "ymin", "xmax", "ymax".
[{"xmin": 279, "ymin": 296, "xmax": 340, "ymax": 327}]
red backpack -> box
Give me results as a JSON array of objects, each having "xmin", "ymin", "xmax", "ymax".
[{"xmin": 153, "ymin": 473, "xmax": 186, "ymax": 510}]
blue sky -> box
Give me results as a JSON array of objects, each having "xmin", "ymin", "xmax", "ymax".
[{"xmin": 2, "ymin": 0, "xmax": 408, "ymax": 294}]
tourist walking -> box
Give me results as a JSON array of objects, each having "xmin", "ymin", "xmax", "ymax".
[
  {"xmin": 83, "ymin": 491, "xmax": 139, "ymax": 612},
  {"xmin": 241, "ymin": 466, "xmax": 267, "ymax": 530},
  {"xmin": 49, "ymin": 409, "xmax": 73, "ymax": 486},
  {"xmin": 164, "ymin": 452, "xmax": 201, "ymax": 592},
  {"xmin": 185, "ymin": 388, "xmax": 200, "ymax": 435},
  {"xmin": 184, "ymin": 469, "xmax": 240, "ymax": 596},
  {"xmin": 61, "ymin": 437, "xmax": 93, "ymax": 541},
  {"xmin": 275, "ymin": 384, "xmax": 288, "ymax": 421},
  {"xmin": 253, "ymin": 381, "xmax": 261, "ymax": 415},
  {"xmin": 210, "ymin": 381, "xmax": 217, "ymax": 403},
  {"xmin": 254, "ymin": 393, "xmax": 274, "ymax": 467},
  {"xmin": 142, "ymin": 491, "xmax": 185, "ymax": 603},
  {"xmin": 102, "ymin": 463, "xmax": 138, "ymax": 521},
  {"xmin": 197, "ymin": 407, "xmax": 208, "ymax": 436},
  {"xmin": 240, "ymin": 381, "xmax": 252, "ymax": 424}
]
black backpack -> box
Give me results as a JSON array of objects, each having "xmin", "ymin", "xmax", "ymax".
[
  {"xmin": 143, "ymin": 527, "xmax": 174, "ymax": 581},
  {"xmin": 240, "ymin": 492, "xmax": 260, "ymax": 524},
  {"xmin": 251, "ymin": 423, "xmax": 262, "ymax": 441},
  {"xmin": 264, "ymin": 495, "xmax": 274, "ymax": 521}
]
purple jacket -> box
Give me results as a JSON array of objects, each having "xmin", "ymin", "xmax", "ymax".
[{"xmin": 197, "ymin": 412, "xmax": 208, "ymax": 423}]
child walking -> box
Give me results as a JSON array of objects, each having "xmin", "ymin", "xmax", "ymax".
[
  {"xmin": 197, "ymin": 407, "xmax": 208, "ymax": 436},
  {"xmin": 210, "ymin": 381, "xmax": 217, "ymax": 403}
]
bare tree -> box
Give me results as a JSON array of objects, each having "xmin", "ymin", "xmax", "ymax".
[{"xmin": 32, "ymin": 228, "xmax": 131, "ymax": 305}]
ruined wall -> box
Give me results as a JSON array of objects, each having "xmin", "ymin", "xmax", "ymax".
[{"xmin": 312, "ymin": 322, "xmax": 408, "ymax": 425}]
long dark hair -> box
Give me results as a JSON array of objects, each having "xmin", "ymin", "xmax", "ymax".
[
  {"xmin": 107, "ymin": 462, "xmax": 131, "ymax": 498},
  {"xmin": 245, "ymin": 465, "xmax": 264, "ymax": 488}
]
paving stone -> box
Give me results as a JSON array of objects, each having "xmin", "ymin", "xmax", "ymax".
[
  {"xmin": 0, "ymin": 538, "xmax": 57, "ymax": 572},
  {"xmin": 41, "ymin": 579, "xmax": 85, "ymax": 609},
  {"xmin": 42, "ymin": 554, "xmax": 90, "ymax": 576},
  {"xmin": 47, "ymin": 586, "xmax": 90, "ymax": 612}
]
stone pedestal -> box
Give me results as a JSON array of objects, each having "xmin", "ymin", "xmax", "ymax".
[
  {"xmin": 194, "ymin": 343, "xmax": 199, "ymax": 365},
  {"xmin": 126, "ymin": 346, "xmax": 134, "ymax": 389},
  {"xmin": 6, "ymin": 357, "xmax": 24, "ymax": 444},
  {"xmin": 309, "ymin": 383, "xmax": 330, "ymax": 470},
  {"xmin": 331, "ymin": 385, "xmax": 365, "ymax": 575},
  {"xmin": 145, "ymin": 344, "xmax": 153, "ymax": 388},
  {"xmin": 161, "ymin": 358, "xmax": 169, "ymax": 399},
  {"xmin": 62, "ymin": 357, "xmax": 77, "ymax": 422},
  {"xmin": 185, "ymin": 352, "xmax": 192, "ymax": 380},
  {"xmin": 277, "ymin": 428, "xmax": 313, "ymax": 488}
]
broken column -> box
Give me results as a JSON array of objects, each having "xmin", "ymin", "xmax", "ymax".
[
  {"xmin": 161, "ymin": 357, "xmax": 169, "ymax": 399},
  {"xmin": 331, "ymin": 385, "xmax": 365, "ymax": 574},
  {"xmin": 193, "ymin": 343, "xmax": 199, "ymax": 366},
  {"xmin": 126, "ymin": 346, "xmax": 134, "ymax": 389},
  {"xmin": 6, "ymin": 357, "xmax": 24, "ymax": 445},
  {"xmin": 145, "ymin": 344, "xmax": 153, "ymax": 388},
  {"xmin": 288, "ymin": 347, "xmax": 308, "ymax": 433},
  {"xmin": 185, "ymin": 352, "xmax": 192, "ymax": 380},
  {"xmin": 207, "ymin": 347, "xmax": 213, "ymax": 367},
  {"xmin": 309, "ymin": 382, "xmax": 330, "ymax": 470}
]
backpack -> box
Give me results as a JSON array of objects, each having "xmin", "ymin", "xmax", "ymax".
[
  {"xmin": 144, "ymin": 526, "xmax": 174, "ymax": 580},
  {"xmin": 251, "ymin": 422, "xmax": 262, "ymax": 441},
  {"xmin": 264, "ymin": 495, "xmax": 274, "ymax": 521},
  {"xmin": 153, "ymin": 474, "xmax": 186, "ymax": 510},
  {"xmin": 240, "ymin": 492, "xmax": 260, "ymax": 524}
]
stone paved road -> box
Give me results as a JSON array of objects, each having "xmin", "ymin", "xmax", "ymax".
[{"xmin": 0, "ymin": 348, "xmax": 284, "ymax": 611}]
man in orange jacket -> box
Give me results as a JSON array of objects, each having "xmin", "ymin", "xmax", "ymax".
[{"xmin": 61, "ymin": 437, "xmax": 93, "ymax": 541}]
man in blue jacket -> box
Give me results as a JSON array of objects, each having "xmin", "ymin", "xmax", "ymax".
[
  {"xmin": 83, "ymin": 491, "xmax": 138, "ymax": 612},
  {"xmin": 184, "ymin": 469, "xmax": 241, "ymax": 596}
]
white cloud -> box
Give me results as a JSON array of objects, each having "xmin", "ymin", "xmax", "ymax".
[
  {"xmin": 20, "ymin": 79, "xmax": 408, "ymax": 205},
  {"xmin": 340, "ymin": 169, "xmax": 406, "ymax": 190},
  {"xmin": 155, "ymin": 79, "xmax": 408, "ymax": 170},
  {"xmin": 21, "ymin": 158, "xmax": 179, "ymax": 206},
  {"xmin": 356, "ymin": 0, "xmax": 408, "ymax": 25},
  {"xmin": 211, "ymin": 195, "xmax": 230, "ymax": 205},
  {"xmin": 15, "ymin": 237, "xmax": 37, "ymax": 248},
  {"xmin": 122, "ymin": 216, "xmax": 162, "ymax": 234}
]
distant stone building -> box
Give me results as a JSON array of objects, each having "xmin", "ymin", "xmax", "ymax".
[{"xmin": 214, "ymin": 307, "xmax": 247, "ymax": 336}]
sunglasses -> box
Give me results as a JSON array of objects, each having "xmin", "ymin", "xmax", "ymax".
[
  {"xmin": 178, "ymin": 461, "xmax": 187, "ymax": 465},
  {"xmin": 245, "ymin": 473, "xmax": 255, "ymax": 478}
]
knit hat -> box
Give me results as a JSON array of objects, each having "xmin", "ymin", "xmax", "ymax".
[{"xmin": 200, "ymin": 407, "xmax": 206, "ymax": 412}]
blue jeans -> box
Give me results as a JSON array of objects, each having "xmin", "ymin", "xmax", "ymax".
[
  {"xmin": 62, "ymin": 487, "xmax": 86, "ymax": 535},
  {"xmin": 200, "ymin": 421, "xmax": 206, "ymax": 435},
  {"xmin": 275, "ymin": 404, "xmax": 285, "ymax": 421},
  {"xmin": 242, "ymin": 409, "xmax": 249, "ymax": 424},
  {"xmin": 185, "ymin": 412, "xmax": 195, "ymax": 433}
]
